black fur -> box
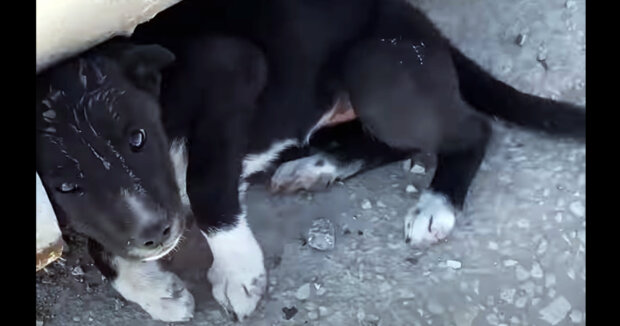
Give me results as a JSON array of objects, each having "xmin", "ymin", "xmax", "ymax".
[{"xmin": 36, "ymin": 0, "xmax": 585, "ymax": 319}]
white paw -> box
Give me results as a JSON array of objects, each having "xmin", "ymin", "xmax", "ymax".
[
  {"xmin": 271, "ymin": 155, "xmax": 339, "ymax": 193},
  {"xmin": 203, "ymin": 218, "xmax": 267, "ymax": 321},
  {"xmin": 112, "ymin": 258, "xmax": 195, "ymax": 322},
  {"xmin": 404, "ymin": 191, "xmax": 456, "ymax": 246}
]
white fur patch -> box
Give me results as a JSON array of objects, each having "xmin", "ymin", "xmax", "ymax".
[
  {"xmin": 242, "ymin": 139, "xmax": 298, "ymax": 179},
  {"xmin": 202, "ymin": 216, "xmax": 267, "ymax": 321},
  {"xmin": 123, "ymin": 192, "xmax": 156, "ymax": 226},
  {"xmin": 270, "ymin": 153, "xmax": 363, "ymax": 193},
  {"xmin": 404, "ymin": 191, "xmax": 456, "ymax": 246},
  {"xmin": 112, "ymin": 257, "xmax": 195, "ymax": 322},
  {"xmin": 169, "ymin": 138, "xmax": 190, "ymax": 207}
]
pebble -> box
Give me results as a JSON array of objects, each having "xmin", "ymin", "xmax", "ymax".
[
  {"xmin": 377, "ymin": 201, "xmax": 387, "ymax": 208},
  {"xmin": 361, "ymin": 199, "xmax": 373, "ymax": 210},
  {"xmin": 515, "ymin": 265, "xmax": 530, "ymax": 281},
  {"xmin": 515, "ymin": 33, "xmax": 527, "ymax": 46},
  {"xmin": 316, "ymin": 287, "xmax": 327, "ymax": 296},
  {"xmin": 307, "ymin": 218, "xmax": 335, "ymax": 251},
  {"xmin": 319, "ymin": 306, "xmax": 328, "ymax": 316},
  {"xmin": 282, "ymin": 306, "xmax": 298, "ymax": 320},
  {"xmin": 72, "ymin": 317, "xmax": 80, "ymax": 322},
  {"xmin": 295, "ymin": 283, "xmax": 311, "ymax": 300},
  {"xmin": 446, "ymin": 260, "xmax": 462, "ymax": 269},
  {"xmin": 531, "ymin": 262, "xmax": 544, "ymax": 279},
  {"xmin": 427, "ymin": 300, "xmax": 445, "ymax": 314},
  {"xmin": 545, "ymin": 274, "xmax": 557, "ymax": 288},
  {"xmin": 537, "ymin": 239, "xmax": 548, "ymax": 256},
  {"xmin": 499, "ymin": 288, "xmax": 516, "ymax": 304},
  {"xmin": 410, "ymin": 163, "xmax": 426, "ymax": 174},
  {"xmin": 514, "ymin": 297, "xmax": 528, "ymax": 309},
  {"xmin": 516, "ymin": 219, "xmax": 530, "ymax": 228},
  {"xmin": 539, "ymin": 296, "xmax": 571, "ymax": 325},
  {"xmin": 406, "ymin": 185, "xmax": 418, "ymax": 193},
  {"xmin": 486, "ymin": 313, "xmax": 499, "ymax": 325},
  {"xmin": 488, "ymin": 241, "xmax": 499, "ymax": 250},
  {"xmin": 503, "ymin": 259, "xmax": 518, "ymax": 267},
  {"xmin": 569, "ymin": 309, "xmax": 583, "ymax": 323},
  {"xmin": 71, "ymin": 266, "xmax": 85, "ymax": 276},
  {"xmin": 308, "ymin": 311, "xmax": 318, "ymax": 320},
  {"xmin": 36, "ymin": 321, "xmax": 44, "ymax": 326},
  {"xmin": 569, "ymin": 201, "xmax": 585, "ymax": 217}
]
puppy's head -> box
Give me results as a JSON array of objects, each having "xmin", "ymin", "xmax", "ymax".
[{"xmin": 36, "ymin": 42, "xmax": 186, "ymax": 261}]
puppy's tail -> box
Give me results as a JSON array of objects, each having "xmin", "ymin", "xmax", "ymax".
[{"xmin": 449, "ymin": 46, "xmax": 585, "ymax": 140}]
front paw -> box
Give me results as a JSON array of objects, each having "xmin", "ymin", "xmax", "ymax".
[
  {"xmin": 404, "ymin": 191, "xmax": 456, "ymax": 246},
  {"xmin": 112, "ymin": 259, "xmax": 195, "ymax": 322},
  {"xmin": 203, "ymin": 220, "xmax": 267, "ymax": 321},
  {"xmin": 270, "ymin": 155, "xmax": 338, "ymax": 193}
]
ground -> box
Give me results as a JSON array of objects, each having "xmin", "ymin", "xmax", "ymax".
[{"xmin": 35, "ymin": 0, "xmax": 585, "ymax": 325}]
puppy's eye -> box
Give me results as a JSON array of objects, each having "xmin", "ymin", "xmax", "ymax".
[
  {"xmin": 129, "ymin": 129, "xmax": 147, "ymax": 152},
  {"xmin": 57, "ymin": 183, "xmax": 79, "ymax": 193}
]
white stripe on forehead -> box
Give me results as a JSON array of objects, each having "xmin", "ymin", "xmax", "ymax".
[{"xmin": 122, "ymin": 190, "xmax": 158, "ymax": 225}]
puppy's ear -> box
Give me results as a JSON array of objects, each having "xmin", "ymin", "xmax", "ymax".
[{"xmin": 117, "ymin": 44, "xmax": 176, "ymax": 96}]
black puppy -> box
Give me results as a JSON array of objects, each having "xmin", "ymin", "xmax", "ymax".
[{"xmin": 36, "ymin": 0, "xmax": 585, "ymax": 322}]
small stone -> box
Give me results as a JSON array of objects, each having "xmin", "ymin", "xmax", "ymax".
[
  {"xmin": 361, "ymin": 199, "xmax": 373, "ymax": 210},
  {"xmin": 515, "ymin": 265, "xmax": 530, "ymax": 281},
  {"xmin": 114, "ymin": 299, "xmax": 123, "ymax": 311},
  {"xmin": 446, "ymin": 260, "xmax": 462, "ymax": 269},
  {"xmin": 488, "ymin": 241, "xmax": 499, "ymax": 250},
  {"xmin": 72, "ymin": 317, "xmax": 80, "ymax": 322},
  {"xmin": 307, "ymin": 218, "xmax": 335, "ymax": 251},
  {"xmin": 537, "ymin": 239, "xmax": 548, "ymax": 256},
  {"xmin": 403, "ymin": 159, "xmax": 413, "ymax": 171},
  {"xmin": 486, "ymin": 313, "xmax": 499, "ymax": 325},
  {"xmin": 515, "ymin": 33, "xmax": 527, "ymax": 46},
  {"xmin": 377, "ymin": 201, "xmax": 387, "ymax": 208},
  {"xmin": 71, "ymin": 266, "xmax": 85, "ymax": 276},
  {"xmin": 319, "ymin": 306, "xmax": 328, "ymax": 316},
  {"xmin": 565, "ymin": 0, "xmax": 576, "ymax": 9},
  {"xmin": 406, "ymin": 185, "xmax": 418, "ymax": 193},
  {"xmin": 499, "ymin": 288, "xmax": 516, "ymax": 304},
  {"xmin": 503, "ymin": 259, "xmax": 518, "ymax": 267},
  {"xmin": 316, "ymin": 287, "xmax": 326, "ymax": 296},
  {"xmin": 569, "ymin": 201, "xmax": 585, "ymax": 217},
  {"xmin": 427, "ymin": 300, "xmax": 445, "ymax": 314},
  {"xmin": 282, "ymin": 306, "xmax": 298, "ymax": 320},
  {"xmin": 295, "ymin": 283, "xmax": 311, "ymax": 300},
  {"xmin": 514, "ymin": 297, "xmax": 527, "ymax": 308},
  {"xmin": 569, "ymin": 309, "xmax": 583, "ymax": 323},
  {"xmin": 539, "ymin": 296, "xmax": 571, "ymax": 325},
  {"xmin": 308, "ymin": 311, "xmax": 318, "ymax": 320},
  {"xmin": 362, "ymin": 314, "xmax": 381, "ymax": 326},
  {"xmin": 545, "ymin": 274, "xmax": 557, "ymax": 288},
  {"xmin": 531, "ymin": 262, "xmax": 544, "ymax": 279},
  {"xmin": 36, "ymin": 321, "xmax": 44, "ymax": 326},
  {"xmin": 517, "ymin": 219, "xmax": 530, "ymax": 228},
  {"xmin": 410, "ymin": 163, "xmax": 426, "ymax": 174}
]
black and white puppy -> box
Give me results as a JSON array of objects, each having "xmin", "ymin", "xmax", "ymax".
[
  {"xmin": 36, "ymin": 44, "xmax": 198, "ymax": 321},
  {"xmin": 36, "ymin": 0, "xmax": 585, "ymax": 322}
]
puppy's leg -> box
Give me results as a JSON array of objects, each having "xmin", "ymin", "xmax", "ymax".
[
  {"xmin": 163, "ymin": 37, "xmax": 269, "ymax": 321},
  {"xmin": 87, "ymin": 239, "xmax": 195, "ymax": 322},
  {"xmin": 403, "ymin": 116, "xmax": 491, "ymax": 246},
  {"xmin": 271, "ymin": 121, "xmax": 410, "ymax": 193},
  {"xmin": 342, "ymin": 36, "xmax": 492, "ymax": 247}
]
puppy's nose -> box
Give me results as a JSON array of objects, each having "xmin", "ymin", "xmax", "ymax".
[{"xmin": 135, "ymin": 223, "xmax": 172, "ymax": 249}]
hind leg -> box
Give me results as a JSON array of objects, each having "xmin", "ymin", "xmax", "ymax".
[
  {"xmin": 342, "ymin": 37, "xmax": 492, "ymax": 246},
  {"xmin": 270, "ymin": 120, "xmax": 411, "ymax": 193}
]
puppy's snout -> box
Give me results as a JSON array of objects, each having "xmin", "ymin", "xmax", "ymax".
[{"xmin": 135, "ymin": 222, "xmax": 172, "ymax": 249}]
